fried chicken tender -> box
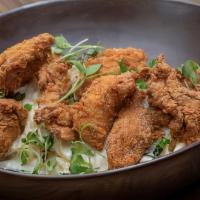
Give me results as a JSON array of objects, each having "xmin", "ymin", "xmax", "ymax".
[
  {"xmin": 35, "ymin": 72, "xmax": 136, "ymax": 149},
  {"xmin": 78, "ymin": 48, "xmax": 147, "ymax": 96},
  {"xmin": 86, "ymin": 48, "xmax": 147, "ymax": 73},
  {"xmin": 0, "ymin": 99, "xmax": 28, "ymax": 160},
  {"xmin": 106, "ymin": 93, "xmax": 170, "ymax": 169},
  {"xmin": 72, "ymin": 72, "xmax": 136, "ymax": 150},
  {"xmin": 37, "ymin": 57, "xmax": 70, "ymax": 105},
  {"xmin": 0, "ymin": 33, "xmax": 54, "ymax": 93},
  {"xmin": 147, "ymin": 55, "xmax": 200, "ymax": 144},
  {"xmin": 34, "ymin": 103, "xmax": 76, "ymax": 141}
]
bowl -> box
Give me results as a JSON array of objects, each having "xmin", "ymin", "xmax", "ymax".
[{"xmin": 0, "ymin": 0, "xmax": 200, "ymax": 199}]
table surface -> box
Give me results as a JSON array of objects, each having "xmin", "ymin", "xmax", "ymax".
[
  {"xmin": 0, "ymin": 0, "xmax": 40, "ymax": 12},
  {"xmin": 0, "ymin": 0, "xmax": 200, "ymax": 199}
]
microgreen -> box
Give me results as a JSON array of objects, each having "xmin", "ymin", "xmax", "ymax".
[
  {"xmin": 177, "ymin": 60, "xmax": 200, "ymax": 85},
  {"xmin": 20, "ymin": 148, "xmax": 29, "ymax": 165},
  {"xmin": 55, "ymin": 35, "xmax": 71, "ymax": 49},
  {"xmin": 33, "ymin": 162, "xmax": 43, "ymax": 175},
  {"xmin": 148, "ymin": 58, "xmax": 157, "ymax": 68},
  {"xmin": 153, "ymin": 137, "xmax": 170, "ymax": 157},
  {"xmin": 119, "ymin": 58, "xmax": 128, "ymax": 73},
  {"xmin": 24, "ymin": 103, "xmax": 33, "ymax": 111},
  {"xmin": 136, "ymin": 79, "xmax": 148, "ymax": 91},
  {"xmin": 51, "ymin": 35, "xmax": 103, "ymax": 61},
  {"xmin": 20, "ymin": 130, "xmax": 54, "ymax": 174},
  {"xmin": 59, "ymin": 62, "xmax": 102, "ymax": 102},
  {"xmin": 86, "ymin": 48, "xmax": 99, "ymax": 57},
  {"xmin": 69, "ymin": 141, "xmax": 95, "ymax": 174},
  {"xmin": 46, "ymin": 158, "xmax": 57, "ymax": 172}
]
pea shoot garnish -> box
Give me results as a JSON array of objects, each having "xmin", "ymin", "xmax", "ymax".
[
  {"xmin": 20, "ymin": 130, "xmax": 55, "ymax": 174},
  {"xmin": 24, "ymin": 103, "xmax": 33, "ymax": 111},
  {"xmin": 177, "ymin": 60, "xmax": 200, "ymax": 85},
  {"xmin": 153, "ymin": 137, "xmax": 170, "ymax": 157},
  {"xmin": 69, "ymin": 141, "xmax": 96, "ymax": 174},
  {"xmin": 148, "ymin": 58, "xmax": 157, "ymax": 68},
  {"xmin": 136, "ymin": 79, "xmax": 148, "ymax": 91},
  {"xmin": 119, "ymin": 58, "xmax": 128, "ymax": 73},
  {"xmin": 52, "ymin": 35, "xmax": 103, "ymax": 61},
  {"xmin": 59, "ymin": 61, "xmax": 102, "ymax": 102}
]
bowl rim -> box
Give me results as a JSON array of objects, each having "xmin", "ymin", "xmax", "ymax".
[{"xmin": 0, "ymin": 0, "xmax": 200, "ymax": 179}]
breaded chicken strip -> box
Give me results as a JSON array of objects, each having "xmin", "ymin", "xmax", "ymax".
[
  {"xmin": 34, "ymin": 103, "xmax": 76, "ymax": 141},
  {"xmin": 0, "ymin": 33, "xmax": 54, "ymax": 93},
  {"xmin": 106, "ymin": 93, "xmax": 170, "ymax": 169},
  {"xmin": 72, "ymin": 72, "xmax": 136, "ymax": 150},
  {"xmin": 36, "ymin": 57, "xmax": 70, "ymax": 105},
  {"xmin": 35, "ymin": 72, "xmax": 136, "ymax": 149},
  {"xmin": 78, "ymin": 48, "xmax": 147, "ymax": 96},
  {"xmin": 147, "ymin": 55, "xmax": 200, "ymax": 144},
  {"xmin": 0, "ymin": 99, "xmax": 28, "ymax": 160},
  {"xmin": 86, "ymin": 48, "xmax": 147, "ymax": 73}
]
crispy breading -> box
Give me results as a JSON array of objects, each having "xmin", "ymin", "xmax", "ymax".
[
  {"xmin": 35, "ymin": 72, "xmax": 136, "ymax": 149},
  {"xmin": 34, "ymin": 103, "xmax": 76, "ymax": 141},
  {"xmin": 36, "ymin": 57, "xmax": 70, "ymax": 105},
  {"xmin": 147, "ymin": 55, "xmax": 200, "ymax": 144},
  {"xmin": 77, "ymin": 48, "xmax": 147, "ymax": 97},
  {"xmin": 106, "ymin": 93, "xmax": 170, "ymax": 169},
  {"xmin": 86, "ymin": 48, "xmax": 147, "ymax": 73},
  {"xmin": 0, "ymin": 99, "xmax": 28, "ymax": 160},
  {"xmin": 72, "ymin": 72, "xmax": 136, "ymax": 150},
  {"xmin": 0, "ymin": 33, "xmax": 54, "ymax": 93}
]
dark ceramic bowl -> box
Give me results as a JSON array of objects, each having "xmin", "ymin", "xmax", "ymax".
[{"xmin": 0, "ymin": 0, "xmax": 200, "ymax": 199}]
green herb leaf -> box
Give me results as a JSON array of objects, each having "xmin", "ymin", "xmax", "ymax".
[
  {"xmin": 148, "ymin": 58, "xmax": 157, "ymax": 68},
  {"xmin": 55, "ymin": 35, "xmax": 71, "ymax": 49},
  {"xmin": 43, "ymin": 135, "xmax": 54, "ymax": 161},
  {"xmin": 24, "ymin": 103, "xmax": 33, "ymax": 111},
  {"xmin": 20, "ymin": 149, "xmax": 29, "ymax": 165},
  {"xmin": 51, "ymin": 46, "xmax": 63, "ymax": 54},
  {"xmin": 86, "ymin": 48, "xmax": 99, "ymax": 57},
  {"xmin": 153, "ymin": 137, "xmax": 170, "ymax": 157},
  {"xmin": 70, "ymin": 60, "xmax": 86, "ymax": 75},
  {"xmin": 136, "ymin": 79, "xmax": 148, "ymax": 91},
  {"xmin": 70, "ymin": 154, "xmax": 95, "ymax": 174},
  {"xmin": 176, "ymin": 66, "xmax": 183, "ymax": 73},
  {"xmin": 69, "ymin": 141, "xmax": 95, "ymax": 174},
  {"xmin": 0, "ymin": 90, "xmax": 5, "ymax": 98},
  {"xmin": 46, "ymin": 158, "xmax": 57, "ymax": 172},
  {"xmin": 32, "ymin": 162, "xmax": 43, "ymax": 174},
  {"xmin": 119, "ymin": 58, "xmax": 128, "ymax": 73},
  {"xmin": 12, "ymin": 92, "xmax": 26, "ymax": 101},
  {"xmin": 71, "ymin": 141, "xmax": 95, "ymax": 157},
  {"xmin": 22, "ymin": 131, "xmax": 43, "ymax": 148},
  {"xmin": 181, "ymin": 60, "xmax": 200, "ymax": 85},
  {"xmin": 85, "ymin": 64, "xmax": 102, "ymax": 76}
]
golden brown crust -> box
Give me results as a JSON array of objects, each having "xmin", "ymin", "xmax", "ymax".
[
  {"xmin": 106, "ymin": 93, "xmax": 169, "ymax": 169},
  {"xmin": 0, "ymin": 99, "xmax": 28, "ymax": 160},
  {"xmin": 77, "ymin": 48, "xmax": 147, "ymax": 97},
  {"xmin": 72, "ymin": 72, "xmax": 136, "ymax": 150},
  {"xmin": 147, "ymin": 55, "xmax": 200, "ymax": 144},
  {"xmin": 36, "ymin": 57, "xmax": 70, "ymax": 105},
  {"xmin": 0, "ymin": 33, "xmax": 54, "ymax": 93},
  {"xmin": 34, "ymin": 72, "xmax": 136, "ymax": 148},
  {"xmin": 34, "ymin": 103, "xmax": 76, "ymax": 141}
]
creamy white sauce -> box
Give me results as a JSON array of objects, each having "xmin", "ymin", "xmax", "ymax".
[
  {"xmin": 0, "ymin": 78, "xmax": 107, "ymax": 175},
  {"xmin": 0, "ymin": 77, "xmax": 186, "ymax": 175}
]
